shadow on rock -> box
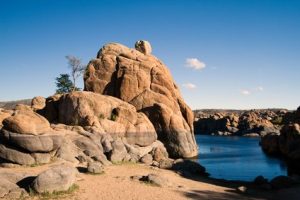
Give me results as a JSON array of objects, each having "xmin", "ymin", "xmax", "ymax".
[{"xmin": 16, "ymin": 176, "xmax": 36, "ymax": 192}]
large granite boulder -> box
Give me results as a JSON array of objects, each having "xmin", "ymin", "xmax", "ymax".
[
  {"xmin": 83, "ymin": 41, "xmax": 197, "ymax": 158},
  {"xmin": 0, "ymin": 144, "xmax": 36, "ymax": 165},
  {"xmin": 32, "ymin": 164, "xmax": 78, "ymax": 194},
  {"xmin": 0, "ymin": 129, "xmax": 63, "ymax": 153},
  {"xmin": 2, "ymin": 110, "xmax": 51, "ymax": 135},
  {"xmin": 55, "ymin": 91, "xmax": 157, "ymax": 147},
  {"xmin": 261, "ymin": 133, "xmax": 280, "ymax": 155},
  {"xmin": 261, "ymin": 107, "xmax": 300, "ymax": 175},
  {"xmin": 279, "ymin": 123, "xmax": 300, "ymax": 155}
]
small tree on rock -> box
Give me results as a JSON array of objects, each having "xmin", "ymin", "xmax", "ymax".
[
  {"xmin": 65, "ymin": 55, "xmax": 86, "ymax": 91},
  {"xmin": 55, "ymin": 74, "xmax": 79, "ymax": 94}
]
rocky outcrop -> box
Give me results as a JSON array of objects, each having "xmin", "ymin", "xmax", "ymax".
[
  {"xmin": 194, "ymin": 113, "xmax": 239, "ymax": 136},
  {"xmin": 56, "ymin": 91, "xmax": 157, "ymax": 147},
  {"xmin": 260, "ymin": 133, "xmax": 280, "ymax": 155},
  {"xmin": 194, "ymin": 109, "xmax": 283, "ymax": 136},
  {"xmin": 0, "ymin": 92, "xmax": 179, "ymax": 168},
  {"xmin": 238, "ymin": 111, "xmax": 275, "ymax": 135},
  {"xmin": 0, "ymin": 109, "xmax": 63, "ymax": 165},
  {"xmin": 261, "ymin": 107, "xmax": 300, "ymax": 174},
  {"xmin": 83, "ymin": 41, "xmax": 197, "ymax": 158}
]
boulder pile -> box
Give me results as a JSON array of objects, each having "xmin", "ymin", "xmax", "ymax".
[
  {"xmin": 194, "ymin": 109, "xmax": 285, "ymax": 136},
  {"xmin": 0, "ymin": 109, "xmax": 63, "ymax": 166},
  {"xmin": 0, "ymin": 41, "xmax": 200, "ymax": 171},
  {"xmin": 0, "ymin": 41, "xmax": 206, "ymax": 197},
  {"xmin": 261, "ymin": 107, "xmax": 300, "ymax": 174}
]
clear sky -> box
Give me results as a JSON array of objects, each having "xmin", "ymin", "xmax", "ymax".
[{"xmin": 0, "ymin": 0, "xmax": 299, "ymax": 109}]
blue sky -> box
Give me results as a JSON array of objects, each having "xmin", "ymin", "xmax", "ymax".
[{"xmin": 0, "ymin": 0, "xmax": 299, "ymax": 109}]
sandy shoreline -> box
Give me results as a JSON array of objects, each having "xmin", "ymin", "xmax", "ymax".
[{"xmin": 4, "ymin": 161, "xmax": 297, "ymax": 200}]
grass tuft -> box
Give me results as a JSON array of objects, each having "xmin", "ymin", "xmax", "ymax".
[{"xmin": 28, "ymin": 184, "xmax": 79, "ymax": 199}]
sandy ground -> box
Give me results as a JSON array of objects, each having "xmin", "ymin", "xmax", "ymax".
[{"xmin": 1, "ymin": 162, "xmax": 299, "ymax": 200}]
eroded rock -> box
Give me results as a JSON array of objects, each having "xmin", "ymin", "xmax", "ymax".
[{"xmin": 84, "ymin": 42, "xmax": 197, "ymax": 158}]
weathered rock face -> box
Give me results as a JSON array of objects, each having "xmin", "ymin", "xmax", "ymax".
[
  {"xmin": 261, "ymin": 133, "xmax": 280, "ymax": 155},
  {"xmin": 83, "ymin": 41, "xmax": 197, "ymax": 158},
  {"xmin": 40, "ymin": 94, "xmax": 62, "ymax": 123},
  {"xmin": 261, "ymin": 107, "xmax": 300, "ymax": 175},
  {"xmin": 238, "ymin": 111, "xmax": 274, "ymax": 134},
  {"xmin": 283, "ymin": 107, "xmax": 300, "ymax": 124},
  {"xmin": 31, "ymin": 96, "xmax": 46, "ymax": 111},
  {"xmin": 2, "ymin": 110, "xmax": 51, "ymax": 135},
  {"xmin": 279, "ymin": 123, "xmax": 300, "ymax": 155},
  {"xmin": 0, "ymin": 109, "xmax": 63, "ymax": 165},
  {"xmin": 1, "ymin": 129, "xmax": 63, "ymax": 153},
  {"xmin": 56, "ymin": 91, "xmax": 157, "ymax": 147}
]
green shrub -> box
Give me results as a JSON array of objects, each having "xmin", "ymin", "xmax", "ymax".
[
  {"xmin": 110, "ymin": 113, "xmax": 117, "ymax": 121},
  {"xmin": 99, "ymin": 113, "xmax": 105, "ymax": 119}
]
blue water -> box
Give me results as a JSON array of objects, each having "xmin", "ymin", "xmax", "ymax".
[{"xmin": 196, "ymin": 135, "xmax": 287, "ymax": 182}]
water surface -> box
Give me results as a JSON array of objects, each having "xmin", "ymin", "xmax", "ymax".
[{"xmin": 196, "ymin": 135, "xmax": 287, "ymax": 181}]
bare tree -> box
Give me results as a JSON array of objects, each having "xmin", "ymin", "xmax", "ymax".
[{"xmin": 65, "ymin": 55, "xmax": 86, "ymax": 91}]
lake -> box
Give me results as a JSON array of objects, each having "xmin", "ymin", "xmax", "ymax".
[{"xmin": 196, "ymin": 135, "xmax": 287, "ymax": 182}]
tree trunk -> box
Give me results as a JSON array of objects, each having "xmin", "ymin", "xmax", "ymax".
[{"xmin": 72, "ymin": 76, "xmax": 76, "ymax": 92}]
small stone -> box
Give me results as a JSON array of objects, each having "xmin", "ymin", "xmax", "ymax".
[
  {"xmin": 31, "ymin": 96, "xmax": 46, "ymax": 110},
  {"xmin": 87, "ymin": 162, "xmax": 104, "ymax": 174},
  {"xmin": 135, "ymin": 40, "xmax": 152, "ymax": 55},
  {"xmin": 140, "ymin": 154, "xmax": 153, "ymax": 165},
  {"xmin": 158, "ymin": 159, "xmax": 174, "ymax": 169},
  {"xmin": 141, "ymin": 174, "xmax": 172, "ymax": 187},
  {"xmin": 152, "ymin": 161, "xmax": 159, "ymax": 167}
]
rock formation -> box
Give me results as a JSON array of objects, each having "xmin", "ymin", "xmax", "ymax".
[
  {"xmin": 194, "ymin": 109, "xmax": 284, "ymax": 136},
  {"xmin": 83, "ymin": 41, "xmax": 197, "ymax": 158},
  {"xmin": 0, "ymin": 41, "xmax": 206, "ymax": 198},
  {"xmin": 0, "ymin": 109, "xmax": 63, "ymax": 165},
  {"xmin": 261, "ymin": 107, "xmax": 300, "ymax": 174},
  {"xmin": 0, "ymin": 93, "xmax": 173, "ymax": 168},
  {"xmin": 0, "ymin": 83, "xmax": 199, "ymax": 175}
]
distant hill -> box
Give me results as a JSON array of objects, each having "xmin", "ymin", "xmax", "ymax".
[
  {"xmin": 0, "ymin": 99, "xmax": 32, "ymax": 109},
  {"xmin": 193, "ymin": 108, "xmax": 290, "ymax": 114}
]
